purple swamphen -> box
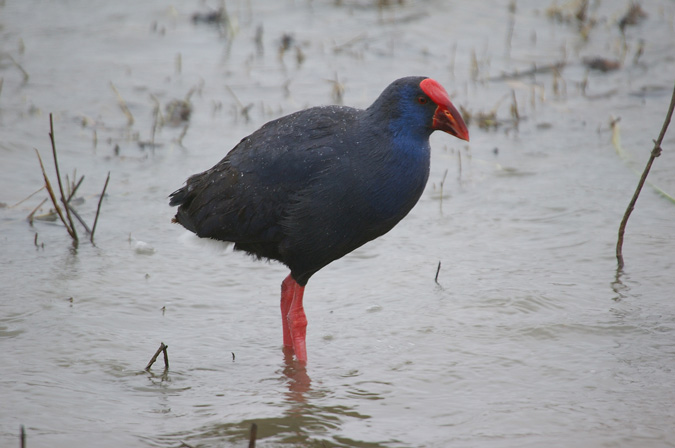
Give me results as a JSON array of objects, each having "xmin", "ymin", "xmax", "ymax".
[{"xmin": 169, "ymin": 76, "xmax": 469, "ymax": 363}]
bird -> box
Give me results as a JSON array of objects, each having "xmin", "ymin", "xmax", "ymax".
[{"xmin": 169, "ymin": 76, "xmax": 469, "ymax": 363}]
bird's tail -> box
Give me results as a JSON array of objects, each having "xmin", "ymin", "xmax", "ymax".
[
  {"xmin": 169, "ymin": 186, "xmax": 188, "ymax": 207},
  {"xmin": 168, "ymin": 185, "xmax": 198, "ymax": 232}
]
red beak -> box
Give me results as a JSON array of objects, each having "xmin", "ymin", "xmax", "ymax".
[
  {"xmin": 421, "ymin": 78, "xmax": 470, "ymax": 142},
  {"xmin": 432, "ymin": 104, "xmax": 469, "ymax": 142}
]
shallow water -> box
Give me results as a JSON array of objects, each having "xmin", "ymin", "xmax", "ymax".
[{"xmin": 2, "ymin": 0, "xmax": 675, "ymax": 447}]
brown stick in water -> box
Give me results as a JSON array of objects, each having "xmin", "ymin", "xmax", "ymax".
[{"xmin": 616, "ymin": 82, "xmax": 675, "ymax": 269}]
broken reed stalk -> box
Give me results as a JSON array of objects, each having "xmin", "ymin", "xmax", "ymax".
[
  {"xmin": 34, "ymin": 149, "xmax": 77, "ymax": 240},
  {"xmin": 65, "ymin": 175, "xmax": 85, "ymax": 204},
  {"xmin": 110, "ymin": 82, "xmax": 135, "ymax": 126},
  {"xmin": 7, "ymin": 54, "xmax": 29, "ymax": 82},
  {"xmin": 177, "ymin": 123, "xmax": 189, "ymax": 146},
  {"xmin": 162, "ymin": 343, "xmax": 170, "ymax": 369},
  {"xmin": 12, "ymin": 185, "xmax": 45, "ymax": 208},
  {"xmin": 616, "ymin": 81, "xmax": 675, "ymax": 269},
  {"xmin": 90, "ymin": 172, "xmax": 110, "ymax": 243},
  {"xmin": 48, "ymin": 113, "xmax": 79, "ymax": 242},
  {"xmin": 434, "ymin": 261, "xmax": 442, "ymax": 284},
  {"xmin": 145, "ymin": 342, "xmax": 169, "ymax": 371},
  {"xmin": 439, "ymin": 168, "xmax": 448, "ymax": 211},
  {"xmin": 27, "ymin": 198, "xmax": 48, "ymax": 225},
  {"xmin": 66, "ymin": 204, "xmax": 93, "ymax": 235},
  {"xmin": 20, "ymin": 425, "xmax": 25, "ymax": 448}
]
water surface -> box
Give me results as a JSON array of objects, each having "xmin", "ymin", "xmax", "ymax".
[{"xmin": 2, "ymin": 1, "xmax": 675, "ymax": 447}]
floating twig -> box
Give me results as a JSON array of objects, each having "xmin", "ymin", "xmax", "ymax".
[
  {"xmin": 90, "ymin": 172, "xmax": 110, "ymax": 244},
  {"xmin": 616, "ymin": 82, "xmax": 675, "ymax": 269},
  {"xmin": 145, "ymin": 342, "xmax": 169, "ymax": 371}
]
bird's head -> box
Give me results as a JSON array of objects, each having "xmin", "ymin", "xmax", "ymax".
[{"xmin": 370, "ymin": 76, "xmax": 469, "ymax": 143}]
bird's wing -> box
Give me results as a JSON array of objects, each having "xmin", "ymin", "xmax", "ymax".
[{"xmin": 170, "ymin": 106, "xmax": 360, "ymax": 246}]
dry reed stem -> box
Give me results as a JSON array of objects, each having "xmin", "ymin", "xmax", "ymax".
[
  {"xmin": 616, "ymin": 81, "xmax": 675, "ymax": 269},
  {"xmin": 66, "ymin": 204, "xmax": 92, "ymax": 235},
  {"xmin": 110, "ymin": 82, "xmax": 135, "ymax": 126},
  {"xmin": 12, "ymin": 185, "xmax": 45, "ymax": 208},
  {"xmin": 145, "ymin": 342, "xmax": 169, "ymax": 371},
  {"xmin": 65, "ymin": 175, "xmax": 85, "ymax": 204},
  {"xmin": 438, "ymin": 168, "xmax": 448, "ymax": 212},
  {"xmin": 7, "ymin": 54, "xmax": 29, "ymax": 82},
  {"xmin": 48, "ymin": 114, "xmax": 78, "ymax": 242},
  {"xmin": 27, "ymin": 198, "xmax": 48, "ymax": 225},
  {"xmin": 90, "ymin": 172, "xmax": 110, "ymax": 244},
  {"xmin": 34, "ymin": 149, "xmax": 77, "ymax": 240}
]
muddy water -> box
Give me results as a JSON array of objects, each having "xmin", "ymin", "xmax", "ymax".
[{"xmin": 2, "ymin": 0, "xmax": 675, "ymax": 447}]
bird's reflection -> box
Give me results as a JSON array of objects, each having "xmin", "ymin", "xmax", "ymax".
[
  {"xmin": 154, "ymin": 350, "xmax": 388, "ymax": 448},
  {"xmin": 281, "ymin": 346, "xmax": 312, "ymax": 400}
]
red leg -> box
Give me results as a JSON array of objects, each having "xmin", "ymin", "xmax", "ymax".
[
  {"xmin": 288, "ymin": 282, "xmax": 307, "ymax": 363},
  {"xmin": 280, "ymin": 274, "xmax": 308, "ymax": 363},
  {"xmin": 281, "ymin": 274, "xmax": 295, "ymax": 348}
]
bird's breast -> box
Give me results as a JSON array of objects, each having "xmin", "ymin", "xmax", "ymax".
[{"xmin": 355, "ymin": 141, "xmax": 431, "ymax": 225}]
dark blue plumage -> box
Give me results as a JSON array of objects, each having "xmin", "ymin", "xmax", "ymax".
[{"xmin": 169, "ymin": 76, "xmax": 469, "ymax": 362}]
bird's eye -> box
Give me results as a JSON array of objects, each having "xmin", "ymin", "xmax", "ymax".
[{"xmin": 417, "ymin": 96, "xmax": 428, "ymax": 105}]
